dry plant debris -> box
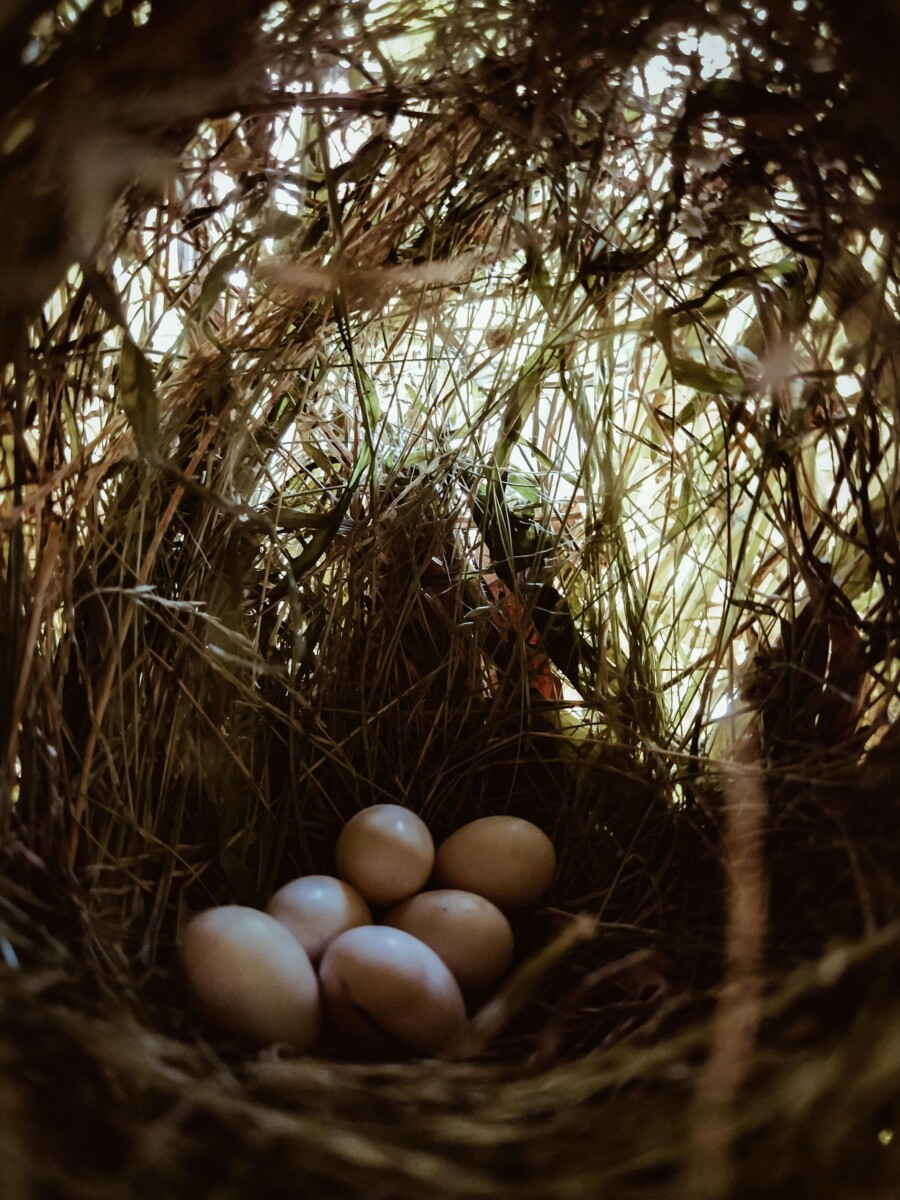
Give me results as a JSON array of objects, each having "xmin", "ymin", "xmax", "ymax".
[{"xmin": 1, "ymin": 0, "xmax": 900, "ymax": 1196}]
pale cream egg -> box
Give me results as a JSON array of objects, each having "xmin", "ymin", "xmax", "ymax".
[
  {"xmin": 319, "ymin": 925, "xmax": 466, "ymax": 1055},
  {"xmin": 382, "ymin": 889, "xmax": 514, "ymax": 995},
  {"xmin": 266, "ymin": 875, "xmax": 371, "ymax": 964},
  {"xmin": 335, "ymin": 804, "xmax": 434, "ymax": 908},
  {"xmin": 434, "ymin": 815, "xmax": 557, "ymax": 910},
  {"xmin": 181, "ymin": 906, "xmax": 320, "ymax": 1050}
]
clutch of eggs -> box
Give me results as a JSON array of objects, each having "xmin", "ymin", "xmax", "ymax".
[{"xmin": 180, "ymin": 804, "xmax": 556, "ymax": 1056}]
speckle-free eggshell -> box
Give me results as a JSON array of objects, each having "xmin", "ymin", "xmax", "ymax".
[
  {"xmin": 434, "ymin": 816, "xmax": 556, "ymax": 910},
  {"xmin": 266, "ymin": 875, "xmax": 371, "ymax": 963},
  {"xmin": 181, "ymin": 906, "xmax": 320, "ymax": 1050},
  {"xmin": 382, "ymin": 889, "xmax": 514, "ymax": 995},
  {"xmin": 335, "ymin": 804, "xmax": 434, "ymax": 907},
  {"xmin": 319, "ymin": 925, "xmax": 466, "ymax": 1055}
]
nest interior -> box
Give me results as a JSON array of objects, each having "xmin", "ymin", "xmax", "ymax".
[{"xmin": 2, "ymin": 1, "xmax": 900, "ymax": 1197}]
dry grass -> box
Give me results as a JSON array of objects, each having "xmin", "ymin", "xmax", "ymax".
[{"xmin": 1, "ymin": 0, "xmax": 900, "ymax": 1196}]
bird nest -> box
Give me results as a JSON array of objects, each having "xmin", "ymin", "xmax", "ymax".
[{"xmin": 2, "ymin": 1, "xmax": 900, "ymax": 1196}]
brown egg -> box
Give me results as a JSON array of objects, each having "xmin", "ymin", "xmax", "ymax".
[
  {"xmin": 434, "ymin": 816, "xmax": 556, "ymax": 910},
  {"xmin": 266, "ymin": 875, "xmax": 371, "ymax": 964},
  {"xmin": 319, "ymin": 926, "xmax": 466, "ymax": 1055},
  {"xmin": 181, "ymin": 906, "xmax": 320, "ymax": 1049},
  {"xmin": 382, "ymin": 889, "xmax": 514, "ymax": 995},
  {"xmin": 335, "ymin": 804, "xmax": 434, "ymax": 907}
]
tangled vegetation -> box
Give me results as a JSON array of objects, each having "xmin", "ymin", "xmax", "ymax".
[{"xmin": 1, "ymin": 0, "xmax": 899, "ymax": 1196}]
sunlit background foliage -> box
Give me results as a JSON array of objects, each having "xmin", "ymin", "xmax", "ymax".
[{"xmin": 1, "ymin": 1, "xmax": 898, "ymax": 888}]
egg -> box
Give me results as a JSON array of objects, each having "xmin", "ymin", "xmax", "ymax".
[
  {"xmin": 382, "ymin": 889, "xmax": 514, "ymax": 995},
  {"xmin": 335, "ymin": 804, "xmax": 434, "ymax": 908},
  {"xmin": 266, "ymin": 875, "xmax": 371, "ymax": 964},
  {"xmin": 319, "ymin": 925, "xmax": 466, "ymax": 1055},
  {"xmin": 181, "ymin": 906, "xmax": 320, "ymax": 1050},
  {"xmin": 434, "ymin": 815, "xmax": 556, "ymax": 910}
]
